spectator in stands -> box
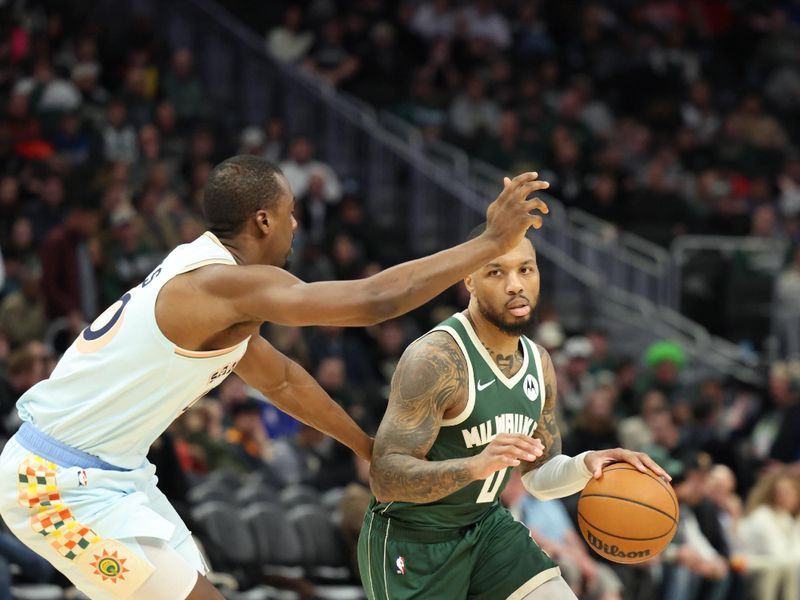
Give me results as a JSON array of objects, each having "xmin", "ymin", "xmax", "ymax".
[
  {"xmin": 479, "ymin": 110, "xmax": 537, "ymax": 173},
  {"xmin": 558, "ymin": 336, "xmax": 596, "ymax": 418},
  {"xmin": 501, "ymin": 470, "xmax": 623, "ymax": 600},
  {"xmin": 52, "ymin": 111, "xmax": 90, "ymax": 166},
  {"xmin": 618, "ymin": 390, "xmax": 668, "ymax": 451},
  {"xmin": 182, "ymin": 398, "xmax": 243, "ymax": 474},
  {"xmin": 566, "ymin": 383, "xmax": 621, "ymax": 455},
  {"xmin": 662, "ymin": 453, "xmax": 730, "ymax": 600},
  {"xmin": 271, "ymin": 422, "xmax": 357, "ymax": 490},
  {"xmin": 751, "ymin": 361, "xmax": 800, "ymax": 463},
  {"xmin": 100, "ymin": 99, "xmax": 138, "ymax": 164},
  {"xmin": 266, "ymin": 4, "xmax": 314, "ymax": 64},
  {"xmin": 120, "ymin": 66, "xmax": 154, "ymax": 129},
  {"xmin": 71, "ymin": 61, "xmax": 109, "ymax": 129},
  {"xmin": 638, "ymin": 340, "xmax": 687, "ymax": 404},
  {"xmin": 279, "ymin": 136, "xmax": 342, "ymax": 202},
  {"xmin": 739, "ymin": 469, "xmax": 800, "ymax": 600},
  {"xmin": 0, "ymin": 342, "xmax": 48, "ymax": 438},
  {"xmin": 351, "ymin": 22, "xmax": 407, "ymax": 108},
  {"xmin": 393, "ymin": 73, "xmax": 448, "ymax": 141},
  {"xmin": 225, "ymin": 397, "xmax": 275, "ymax": 476},
  {"xmin": 162, "ymin": 48, "xmax": 209, "ymax": 125},
  {"xmin": 0, "ymin": 264, "xmax": 45, "ymax": 349},
  {"xmin": 99, "ymin": 203, "xmax": 162, "ymax": 303},
  {"xmin": 39, "ymin": 196, "xmax": 100, "ymax": 321},
  {"xmin": 303, "ymin": 19, "xmax": 360, "ymax": 88},
  {"xmin": 153, "ymin": 100, "xmax": 186, "ymax": 161},
  {"xmin": 460, "ymin": 0, "xmax": 512, "ymax": 49},
  {"xmin": 410, "ymin": 0, "xmax": 455, "ymax": 41},
  {"xmin": 448, "ymin": 75, "xmax": 501, "ymax": 148},
  {"xmin": 22, "ymin": 174, "xmax": 67, "ymax": 243}
]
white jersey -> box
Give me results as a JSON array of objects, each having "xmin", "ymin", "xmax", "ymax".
[{"xmin": 17, "ymin": 232, "xmax": 250, "ymax": 469}]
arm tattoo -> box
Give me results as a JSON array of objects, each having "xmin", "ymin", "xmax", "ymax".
[
  {"xmin": 521, "ymin": 346, "xmax": 562, "ymax": 473},
  {"xmin": 370, "ymin": 331, "xmax": 474, "ymax": 503}
]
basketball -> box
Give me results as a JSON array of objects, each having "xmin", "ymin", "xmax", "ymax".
[{"xmin": 577, "ymin": 462, "xmax": 679, "ymax": 564}]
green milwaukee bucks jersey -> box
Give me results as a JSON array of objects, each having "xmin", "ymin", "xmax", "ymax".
[{"xmin": 369, "ymin": 312, "xmax": 546, "ymax": 529}]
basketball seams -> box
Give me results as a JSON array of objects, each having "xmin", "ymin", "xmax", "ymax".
[
  {"xmin": 593, "ymin": 463, "xmax": 679, "ymax": 516},
  {"xmin": 579, "ymin": 493, "xmax": 677, "ymax": 524},
  {"xmin": 577, "ymin": 512, "xmax": 676, "ymax": 542}
]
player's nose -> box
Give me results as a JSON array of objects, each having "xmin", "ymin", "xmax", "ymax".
[{"xmin": 505, "ymin": 273, "xmax": 523, "ymax": 295}]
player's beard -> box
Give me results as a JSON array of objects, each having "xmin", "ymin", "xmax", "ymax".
[{"xmin": 476, "ymin": 296, "xmax": 534, "ymax": 336}]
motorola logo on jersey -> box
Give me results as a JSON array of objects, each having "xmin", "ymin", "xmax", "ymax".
[{"xmin": 523, "ymin": 374, "xmax": 539, "ymax": 401}]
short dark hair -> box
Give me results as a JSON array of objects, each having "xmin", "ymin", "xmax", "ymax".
[{"xmin": 203, "ymin": 155, "xmax": 285, "ymax": 238}]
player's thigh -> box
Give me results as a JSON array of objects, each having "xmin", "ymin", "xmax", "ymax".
[
  {"xmin": 520, "ymin": 576, "xmax": 578, "ymax": 600},
  {"xmin": 128, "ymin": 537, "xmax": 208, "ymax": 600},
  {"xmin": 357, "ymin": 513, "xmax": 470, "ymax": 600},
  {"xmin": 468, "ymin": 509, "xmax": 560, "ymax": 600}
]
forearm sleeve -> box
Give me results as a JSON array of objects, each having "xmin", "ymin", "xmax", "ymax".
[{"xmin": 521, "ymin": 452, "xmax": 593, "ymax": 501}]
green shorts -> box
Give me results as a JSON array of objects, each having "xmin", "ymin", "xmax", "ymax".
[{"xmin": 357, "ymin": 505, "xmax": 560, "ymax": 600}]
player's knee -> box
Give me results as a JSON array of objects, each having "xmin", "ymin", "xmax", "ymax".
[
  {"xmin": 185, "ymin": 574, "xmax": 225, "ymax": 600},
  {"xmin": 522, "ymin": 576, "xmax": 579, "ymax": 600}
]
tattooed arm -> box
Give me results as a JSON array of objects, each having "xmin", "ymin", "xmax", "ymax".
[
  {"xmin": 519, "ymin": 345, "xmax": 562, "ymax": 475},
  {"xmin": 370, "ymin": 331, "xmax": 542, "ymax": 503}
]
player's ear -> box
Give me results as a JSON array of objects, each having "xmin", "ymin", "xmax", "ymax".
[
  {"xmin": 256, "ymin": 209, "xmax": 270, "ymax": 234},
  {"xmin": 464, "ymin": 275, "xmax": 474, "ymax": 295}
]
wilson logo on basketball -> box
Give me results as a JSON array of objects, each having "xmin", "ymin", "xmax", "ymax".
[{"xmin": 586, "ymin": 531, "xmax": 650, "ymax": 560}]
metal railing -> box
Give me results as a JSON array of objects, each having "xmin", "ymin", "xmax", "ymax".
[{"xmin": 103, "ymin": 0, "xmax": 767, "ymax": 383}]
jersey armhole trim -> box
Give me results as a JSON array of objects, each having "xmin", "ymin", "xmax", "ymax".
[
  {"xmin": 528, "ymin": 339, "xmax": 546, "ymax": 412},
  {"xmin": 435, "ymin": 326, "xmax": 476, "ymax": 427},
  {"xmin": 152, "ymin": 254, "xmax": 243, "ymax": 359}
]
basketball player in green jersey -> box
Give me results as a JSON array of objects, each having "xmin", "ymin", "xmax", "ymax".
[{"xmin": 359, "ymin": 226, "xmax": 670, "ymax": 600}]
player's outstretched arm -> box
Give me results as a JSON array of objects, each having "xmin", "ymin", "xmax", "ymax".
[
  {"xmin": 519, "ymin": 347, "xmax": 670, "ymax": 501},
  {"xmin": 370, "ymin": 331, "xmax": 542, "ymax": 503},
  {"xmin": 203, "ymin": 173, "xmax": 550, "ymax": 327},
  {"xmin": 234, "ymin": 335, "xmax": 372, "ymax": 462}
]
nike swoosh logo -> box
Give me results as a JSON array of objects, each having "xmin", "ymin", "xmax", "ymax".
[{"xmin": 477, "ymin": 379, "xmax": 495, "ymax": 391}]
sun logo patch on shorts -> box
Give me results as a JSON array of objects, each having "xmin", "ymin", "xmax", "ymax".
[{"xmin": 90, "ymin": 548, "xmax": 130, "ymax": 582}]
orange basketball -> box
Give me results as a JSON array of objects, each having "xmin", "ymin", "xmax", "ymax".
[{"xmin": 577, "ymin": 462, "xmax": 679, "ymax": 564}]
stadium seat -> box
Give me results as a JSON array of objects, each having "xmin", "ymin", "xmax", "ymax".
[
  {"xmin": 240, "ymin": 502, "xmax": 304, "ymax": 570},
  {"xmin": 287, "ymin": 505, "xmax": 349, "ymax": 571},
  {"xmin": 236, "ymin": 481, "xmax": 278, "ymax": 507},
  {"xmin": 320, "ymin": 487, "xmax": 346, "ymax": 511},
  {"xmin": 191, "ymin": 501, "xmax": 259, "ymax": 569},
  {"xmin": 279, "ymin": 484, "xmax": 320, "ymax": 507}
]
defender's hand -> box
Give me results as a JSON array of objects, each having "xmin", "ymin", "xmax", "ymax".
[
  {"xmin": 483, "ymin": 172, "xmax": 550, "ymax": 254},
  {"xmin": 467, "ymin": 433, "xmax": 544, "ymax": 480}
]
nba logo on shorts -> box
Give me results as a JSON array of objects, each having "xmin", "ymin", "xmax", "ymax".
[
  {"xmin": 395, "ymin": 556, "xmax": 405, "ymax": 575},
  {"xmin": 78, "ymin": 470, "xmax": 88, "ymax": 487},
  {"xmin": 523, "ymin": 374, "xmax": 539, "ymax": 401}
]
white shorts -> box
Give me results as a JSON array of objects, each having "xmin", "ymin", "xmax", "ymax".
[{"xmin": 0, "ymin": 434, "xmax": 207, "ymax": 599}]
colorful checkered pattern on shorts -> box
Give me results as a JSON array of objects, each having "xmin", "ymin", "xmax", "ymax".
[{"xmin": 17, "ymin": 455, "xmax": 100, "ymax": 560}]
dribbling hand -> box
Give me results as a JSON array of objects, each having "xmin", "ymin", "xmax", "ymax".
[
  {"xmin": 466, "ymin": 433, "xmax": 544, "ymax": 481},
  {"xmin": 483, "ymin": 172, "xmax": 550, "ymax": 254}
]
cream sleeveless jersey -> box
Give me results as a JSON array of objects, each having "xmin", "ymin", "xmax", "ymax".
[{"xmin": 17, "ymin": 232, "xmax": 250, "ymax": 469}]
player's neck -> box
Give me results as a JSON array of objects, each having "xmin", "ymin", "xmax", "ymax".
[
  {"xmin": 464, "ymin": 307, "xmax": 521, "ymax": 359},
  {"xmin": 217, "ymin": 235, "xmax": 264, "ymax": 266}
]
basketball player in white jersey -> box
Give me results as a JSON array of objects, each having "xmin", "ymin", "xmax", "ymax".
[{"xmin": 0, "ymin": 155, "xmax": 550, "ymax": 600}]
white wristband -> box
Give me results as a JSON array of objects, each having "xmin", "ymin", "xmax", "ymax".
[{"xmin": 521, "ymin": 451, "xmax": 594, "ymax": 501}]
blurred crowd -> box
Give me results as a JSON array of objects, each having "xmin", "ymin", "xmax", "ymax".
[
  {"xmin": 1, "ymin": 1, "xmax": 800, "ymax": 600},
  {"xmin": 260, "ymin": 0, "xmax": 800, "ymax": 250}
]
